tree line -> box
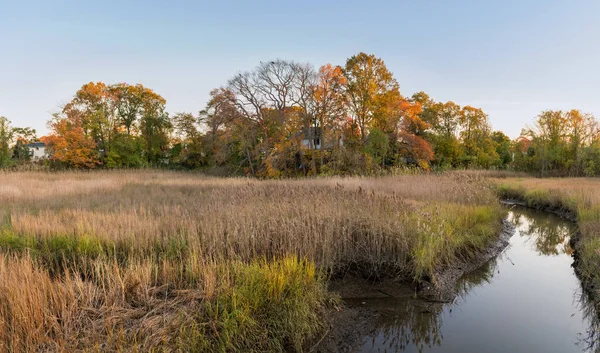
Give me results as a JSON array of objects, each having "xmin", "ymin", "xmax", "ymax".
[{"xmin": 2, "ymin": 52, "xmax": 600, "ymax": 177}]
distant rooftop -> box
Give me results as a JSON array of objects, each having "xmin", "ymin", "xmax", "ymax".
[{"xmin": 25, "ymin": 142, "xmax": 45, "ymax": 148}]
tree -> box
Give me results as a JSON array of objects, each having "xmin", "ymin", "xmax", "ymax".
[
  {"xmin": 437, "ymin": 101, "xmax": 461, "ymax": 138},
  {"xmin": 172, "ymin": 112, "xmax": 204, "ymax": 168},
  {"xmin": 139, "ymin": 92, "xmax": 170, "ymax": 163},
  {"xmin": 43, "ymin": 113, "xmax": 99, "ymax": 168},
  {"xmin": 397, "ymin": 132, "xmax": 434, "ymax": 168},
  {"xmin": 290, "ymin": 62, "xmax": 318, "ymax": 137},
  {"xmin": 313, "ymin": 64, "xmax": 348, "ymax": 147},
  {"xmin": 64, "ymin": 82, "xmax": 117, "ymax": 155},
  {"xmin": 421, "ymin": 100, "xmax": 461, "ymax": 167},
  {"xmin": 491, "ymin": 131, "xmax": 512, "ymax": 166},
  {"xmin": 60, "ymin": 82, "xmax": 170, "ymax": 166},
  {"xmin": 105, "ymin": 134, "xmax": 144, "ymax": 168},
  {"xmin": 364, "ymin": 128, "xmax": 389, "ymax": 167},
  {"xmin": 344, "ymin": 53, "xmax": 400, "ymax": 141},
  {"xmin": 12, "ymin": 126, "xmax": 37, "ymax": 162},
  {"xmin": 565, "ymin": 109, "xmax": 597, "ymax": 174},
  {"xmin": 411, "ymin": 92, "xmax": 439, "ymax": 130},
  {"xmin": 110, "ymin": 83, "xmax": 145, "ymax": 135},
  {"xmin": 173, "ymin": 112, "xmax": 199, "ymax": 142},
  {"xmin": 459, "ymin": 106, "xmax": 489, "ymax": 158},
  {"xmin": 227, "ymin": 69, "xmax": 270, "ymax": 174},
  {"xmin": 396, "ymin": 100, "xmax": 434, "ymax": 168},
  {"xmin": 0, "ymin": 117, "xmax": 14, "ymax": 167},
  {"xmin": 225, "ymin": 59, "xmax": 322, "ymax": 175},
  {"xmin": 525, "ymin": 110, "xmax": 568, "ymax": 176},
  {"xmin": 400, "ymin": 99, "xmax": 430, "ymax": 136},
  {"xmin": 199, "ymin": 88, "xmax": 243, "ymax": 168}
]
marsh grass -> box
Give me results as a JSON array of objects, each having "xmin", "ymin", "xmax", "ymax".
[
  {"xmin": 0, "ymin": 253, "xmax": 332, "ymax": 352},
  {"xmin": 0, "ymin": 170, "xmax": 504, "ymax": 351}
]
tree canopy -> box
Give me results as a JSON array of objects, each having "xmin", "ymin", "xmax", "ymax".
[{"xmin": 4, "ymin": 53, "xmax": 600, "ymax": 177}]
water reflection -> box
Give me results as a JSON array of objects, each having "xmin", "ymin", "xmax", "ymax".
[
  {"xmin": 358, "ymin": 207, "xmax": 600, "ymax": 353},
  {"xmin": 576, "ymin": 286, "xmax": 600, "ymax": 352},
  {"xmin": 508, "ymin": 208, "xmax": 575, "ymax": 256},
  {"xmin": 357, "ymin": 259, "xmax": 502, "ymax": 353},
  {"xmin": 350, "ymin": 297, "xmax": 444, "ymax": 352},
  {"xmin": 454, "ymin": 258, "xmax": 499, "ymax": 300}
]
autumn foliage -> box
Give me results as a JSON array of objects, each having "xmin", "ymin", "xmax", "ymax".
[
  {"xmin": 41, "ymin": 119, "xmax": 99, "ymax": 168},
  {"xmin": 4, "ymin": 52, "xmax": 599, "ymax": 176}
]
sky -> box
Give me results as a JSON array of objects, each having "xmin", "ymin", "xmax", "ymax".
[{"xmin": 1, "ymin": 0, "xmax": 600, "ymax": 138}]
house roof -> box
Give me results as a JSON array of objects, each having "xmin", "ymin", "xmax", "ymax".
[{"xmin": 25, "ymin": 142, "xmax": 46, "ymax": 148}]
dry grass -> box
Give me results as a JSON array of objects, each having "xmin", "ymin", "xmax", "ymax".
[{"xmin": 0, "ymin": 170, "xmax": 504, "ymax": 351}]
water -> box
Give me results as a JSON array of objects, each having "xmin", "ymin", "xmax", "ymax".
[{"xmin": 357, "ymin": 206, "xmax": 600, "ymax": 353}]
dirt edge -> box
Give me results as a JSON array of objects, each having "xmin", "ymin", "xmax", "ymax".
[{"xmin": 420, "ymin": 219, "xmax": 515, "ymax": 301}]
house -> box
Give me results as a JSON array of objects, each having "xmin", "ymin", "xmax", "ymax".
[
  {"xmin": 295, "ymin": 127, "xmax": 344, "ymax": 150},
  {"xmin": 300, "ymin": 127, "xmax": 322, "ymax": 150},
  {"xmin": 25, "ymin": 142, "xmax": 48, "ymax": 160}
]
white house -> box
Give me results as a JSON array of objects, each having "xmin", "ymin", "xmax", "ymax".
[{"xmin": 25, "ymin": 142, "xmax": 48, "ymax": 160}]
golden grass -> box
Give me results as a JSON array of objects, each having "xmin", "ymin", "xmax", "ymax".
[
  {"xmin": 0, "ymin": 170, "xmax": 505, "ymax": 351},
  {"xmin": 1, "ymin": 171, "xmax": 501, "ymax": 274}
]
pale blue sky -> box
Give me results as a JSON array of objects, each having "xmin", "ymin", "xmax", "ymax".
[{"xmin": 1, "ymin": 0, "xmax": 599, "ymax": 138}]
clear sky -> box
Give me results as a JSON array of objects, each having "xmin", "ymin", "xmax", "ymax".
[{"xmin": 2, "ymin": 0, "xmax": 599, "ymax": 138}]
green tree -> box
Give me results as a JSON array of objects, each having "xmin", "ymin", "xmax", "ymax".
[
  {"xmin": 459, "ymin": 106, "xmax": 489, "ymax": 159},
  {"xmin": 422, "ymin": 101, "xmax": 462, "ymax": 167},
  {"xmin": 12, "ymin": 127, "xmax": 37, "ymax": 162},
  {"xmin": 172, "ymin": 112, "xmax": 205, "ymax": 168},
  {"xmin": 105, "ymin": 134, "xmax": 145, "ymax": 168},
  {"xmin": 140, "ymin": 95, "xmax": 171, "ymax": 164},
  {"xmin": 364, "ymin": 128, "xmax": 389, "ymax": 167},
  {"xmin": 65, "ymin": 82, "xmax": 117, "ymax": 156},
  {"xmin": 491, "ymin": 131, "xmax": 512, "ymax": 166},
  {"xmin": 110, "ymin": 83, "xmax": 145, "ymax": 135},
  {"xmin": 0, "ymin": 117, "xmax": 14, "ymax": 167},
  {"xmin": 525, "ymin": 110, "xmax": 568, "ymax": 176}
]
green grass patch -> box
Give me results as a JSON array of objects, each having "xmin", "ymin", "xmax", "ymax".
[
  {"xmin": 179, "ymin": 256, "xmax": 336, "ymax": 352},
  {"xmin": 0, "ymin": 230, "xmax": 195, "ymax": 277},
  {"xmin": 412, "ymin": 203, "xmax": 505, "ymax": 281}
]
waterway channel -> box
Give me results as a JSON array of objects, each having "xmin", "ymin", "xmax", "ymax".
[{"xmin": 355, "ymin": 206, "xmax": 599, "ymax": 352}]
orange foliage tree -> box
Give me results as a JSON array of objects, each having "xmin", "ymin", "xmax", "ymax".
[
  {"xmin": 42, "ymin": 113, "xmax": 100, "ymax": 168},
  {"xmin": 398, "ymin": 100, "xmax": 434, "ymax": 168}
]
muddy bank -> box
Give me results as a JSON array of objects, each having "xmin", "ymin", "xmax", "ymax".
[
  {"xmin": 421, "ymin": 220, "xmax": 515, "ymax": 301},
  {"xmin": 314, "ymin": 220, "xmax": 515, "ymax": 352}
]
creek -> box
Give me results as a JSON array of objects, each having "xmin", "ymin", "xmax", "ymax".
[{"xmin": 354, "ymin": 206, "xmax": 599, "ymax": 353}]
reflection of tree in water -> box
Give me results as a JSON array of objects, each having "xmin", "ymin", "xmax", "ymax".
[
  {"xmin": 362, "ymin": 299, "xmax": 444, "ymax": 352},
  {"xmin": 455, "ymin": 256, "xmax": 499, "ymax": 300},
  {"xmin": 508, "ymin": 209, "xmax": 575, "ymax": 256},
  {"xmin": 509, "ymin": 207, "xmax": 599, "ymax": 352},
  {"xmin": 364, "ymin": 260, "xmax": 499, "ymax": 352},
  {"xmin": 575, "ymin": 285, "xmax": 600, "ymax": 353}
]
